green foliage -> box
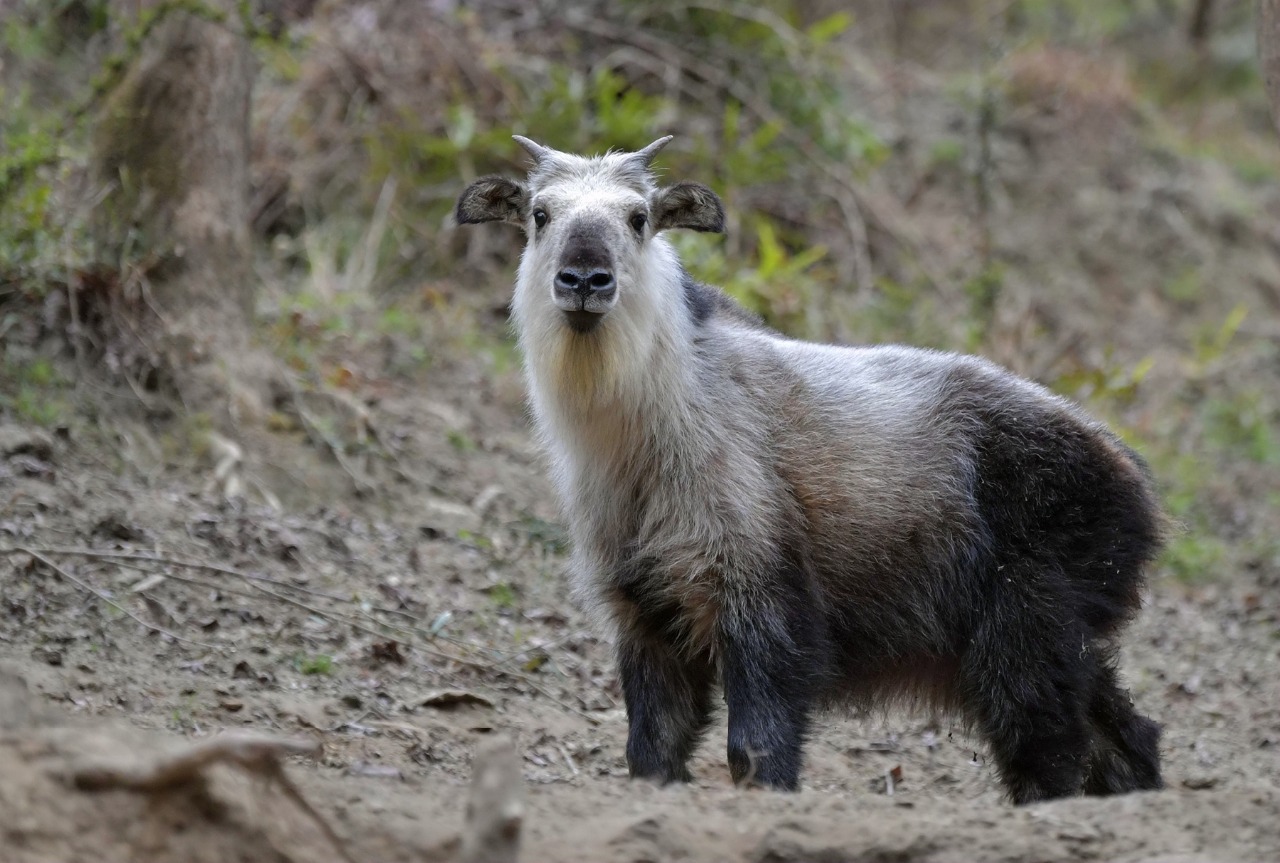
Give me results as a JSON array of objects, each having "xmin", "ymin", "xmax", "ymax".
[
  {"xmin": 2, "ymin": 1, "xmax": 109, "ymax": 59},
  {"xmin": 1004, "ymin": 0, "xmax": 1179, "ymax": 41},
  {"xmin": 456, "ymin": 529, "xmax": 492, "ymax": 550},
  {"xmin": 1204, "ymin": 392, "xmax": 1280, "ymax": 465},
  {"xmin": 961, "ymin": 263, "xmax": 1004, "ymax": 349},
  {"xmin": 716, "ymin": 106, "xmax": 789, "ymax": 185},
  {"xmin": 486, "ymin": 582, "xmax": 518, "ymax": 610},
  {"xmin": 1159, "ymin": 452, "xmax": 1208, "ymax": 521},
  {"xmin": 446, "ymin": 429, "xmax": 475, "ymax": 452},
  {"xmin": 351, "ymin": 0, "xmax": 888, "ymax": 321},
  {"xmin": 1162, "ymin": 267, "xmax": 1203, "ymax": 305},
  {"xmin": 0, "ymin": 356, "xmax": 70, "ymax": 426},
  {"xmin": 1190, "ymin": 304, "xmax": 1247, "ymax": 369},
  {"xmin": 10, "ymin": 387, "xmax": 66, "ymax": 427},
  {"xmin": 2, "ymin": 0, "xmax": 1274, "ymax": 607},
  {"xmin": 1162, "ymin": 532, "xmax": 1226, "ymax": 585},
  {"xmin": 295, "ymin": 653, "xmax": 334, "ymax": 675},
  {"xmin": 2, "ymin": 0, "xmax": 290, "ymax": 286},
  {"xmin": 516, "ymin": 516, "xmax": 569, "ymax": 556},
  {"xmin": 673, "ymin": 219, "xmax": 829, "ymax": 337},
  {"xmin": 805, "ymin": 11, "xmax": 851, "ymax": 47},
  {"xmin": 0, "ymin": 77, "xmax": 82, "ymax": 282},
  {"xmin": 19, "ymin": 357, "xmax": 57, "ymax": 387},
  {"xmin": 856, "ymin": 277, "xmax": 948, "ymax": 349},
  {"xmin": 1053, "ymin": 353, "xmax": 1155, "ymax": 407},
  {"xmin": 928, "ymin": 138, "xmax": 966, "ymax": 170},
  {"xmin": 1136, "ymin": 48, "xmax": 1260, "ymax": 108}
]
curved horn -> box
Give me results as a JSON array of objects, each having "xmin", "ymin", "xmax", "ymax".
[
  {"xmin": 512, "ymin": 135, "xmax": 551, "ymax": 165},
  {"xmin": 633, "ymin": 135, "xmax": 674, "ymax": 168}
]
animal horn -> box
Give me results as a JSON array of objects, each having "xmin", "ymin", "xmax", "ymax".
[
  {"xmin": 633, "ymin": 135, "xmax": 674, "ymax": 168},
  {"xmin": 513, "ymin": 135, "xmax": 552, "ymax": 165}
]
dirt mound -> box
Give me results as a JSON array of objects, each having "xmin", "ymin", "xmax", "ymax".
[
  {"xmin": 0, "ymin": 665, "xmax": 349, "ymax": 863},
  {"xmin": 2, "ymin": 4, "xmax": 1278, "ymax": 858},
  {"xmin": 2, "ymin": 399, "xmax": 1279, "ymax": 861}
]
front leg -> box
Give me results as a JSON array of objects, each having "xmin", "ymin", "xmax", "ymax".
[
  {"xmin": 617, "ymin": 628, "xmax": 715, "ymax": 784},
  {"xmin": 719, "ymin": 579, "xmax": 827, "ymax": 791}
]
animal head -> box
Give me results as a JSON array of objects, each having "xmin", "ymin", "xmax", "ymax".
[{"xmin": 456, "ymin": 136, "xmax": 724, "ymax": 336}]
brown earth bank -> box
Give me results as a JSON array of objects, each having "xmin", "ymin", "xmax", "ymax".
[
  {"xmin": 1, "ymin": 381, "xmax": 1278, "ymax": 862},
  {"xmin": 3, "ymin": 3, "xmax": 1280, "ymax": 861}
]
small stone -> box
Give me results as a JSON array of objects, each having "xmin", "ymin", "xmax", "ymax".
[
  {"xmin": 1181, "ymin": 774, "xmax": 1220, "ymax": 790},
  {"xmin": 0, "ymin": 425, "xmax": 54, "ymax": 460},
  {"xmin": 34, "ymin": 648, "xmax": 63, "ymax": 667}
]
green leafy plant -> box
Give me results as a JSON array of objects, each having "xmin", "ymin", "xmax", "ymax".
[
  {"xmin": 674, "ymin": 219, "xmax": 829, "ymax": 337},
  {"xmin": 295, "ymin": 653, "xmax": 334, "ymax": 675},
  {"xmin": 486, "ymin": 582, "xmax": 518, "ymax": 610}
]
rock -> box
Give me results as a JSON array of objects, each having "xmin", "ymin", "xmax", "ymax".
[
  {"xmin": 0, "ymin": 425, "xmax": 55, "ymax": 460},
  {"xmin": 0, "ymin": 664, "xmax": 33, "ymax": 729},
  {"xmin": 420, "ymin": 497, "xmax": 481, "ymax": 536}
]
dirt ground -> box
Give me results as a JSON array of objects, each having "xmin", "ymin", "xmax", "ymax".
[
  {"xmin": 3, "ymin": 6, "xmax": 1280, "ymax": 856},
  {"xmin": 2, "ymin": 342, "xmax": 1279, "ymax": 862}
]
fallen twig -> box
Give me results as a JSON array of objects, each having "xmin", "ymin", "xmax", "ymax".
[{"xmin": 15, "ymin": 548, "xmax": 218, "ymax": 650}]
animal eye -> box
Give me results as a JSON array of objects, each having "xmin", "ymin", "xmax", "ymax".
[
  {"xmin": 533, "ymin": 209, "xmax": 548, "ymax": 229},
  {"xmin": 629, "ymin": 212, "xmax": 647, "ymax": 234}
]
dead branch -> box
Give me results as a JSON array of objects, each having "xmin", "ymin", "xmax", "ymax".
[{"xmin": 281, "ymin": 373, "xmax": 376, "ymax": 496}]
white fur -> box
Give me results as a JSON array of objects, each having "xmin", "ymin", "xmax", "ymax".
[{"xmin": 503, "ymin": 146, "xmax": 1100, "ymax": 660}]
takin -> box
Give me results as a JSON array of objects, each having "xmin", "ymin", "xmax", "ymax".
[{"xmin": 455, "ymin": 135, "xmax": 1164, "ymax": 803}]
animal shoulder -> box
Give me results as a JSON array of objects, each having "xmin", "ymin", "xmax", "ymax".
[{"xmin": 681, "ymin": 271, "xmax": 768, "ymax": 332}]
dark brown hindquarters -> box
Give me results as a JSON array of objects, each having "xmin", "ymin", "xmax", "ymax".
[{"xmin": 959, "ymin": 388, "xmax": 1164, "ymax": 803}]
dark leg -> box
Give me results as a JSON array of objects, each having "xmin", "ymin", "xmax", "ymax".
[
  {"xmin": 719, "ymin": 586, "xmax": 827, "ymax": 791},
  {"xmin": 617, "ymin": 629, "xmax": 715, "ymax": 784},
  {"xmin": 1083, "ymin": 658, "xmax": 1163, "ymax": 795},
  {"xmin": 960, "ymin": 570, "xmax": 1094, "ymax": 804}
]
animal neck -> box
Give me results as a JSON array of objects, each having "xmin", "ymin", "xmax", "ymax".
[
  {"xmin": 524, "ymin": 330, "xmax": 701, "ymax": 485},
  {"xmin": 530, "ymin": 321, "xmax": 695, "ymax": 450}
]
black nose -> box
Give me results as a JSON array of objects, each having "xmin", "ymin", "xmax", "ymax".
[{"xmin": 555, "ymin": 268, "xmax": 616, "ymax": 302}]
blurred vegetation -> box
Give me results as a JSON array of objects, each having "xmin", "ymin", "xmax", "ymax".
[{"xmin": 2, "ymin": 0, "xmax": 1278, "ymax": 585}]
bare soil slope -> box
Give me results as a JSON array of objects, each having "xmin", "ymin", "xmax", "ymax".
[
  {"xmin": 3, "ymin": 5, "xmax": 1280, "ymax": 860},
  {"xmin": 1, "ymin": 365, "xmax": 1278, "ymax": 861}
]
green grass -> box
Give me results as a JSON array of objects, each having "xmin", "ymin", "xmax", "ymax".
[{"xmin": 295, "ymin": 653, "xmax": 334, "ymax": 675}]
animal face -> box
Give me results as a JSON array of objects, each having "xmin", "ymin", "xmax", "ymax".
[{"xmin": 457, "ymin": 136, "xmax": 724, "ymax": 336}]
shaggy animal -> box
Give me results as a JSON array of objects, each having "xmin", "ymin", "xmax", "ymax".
[{"xmin": 456, "ymin": 136, "xmax": 1164, "ymax": 803}]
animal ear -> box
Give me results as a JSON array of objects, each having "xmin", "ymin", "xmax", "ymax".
[
  {"xmin": 652, "ymin": 182, "xmax": 725, "ymax": 233},
  {"xmin": 456, "ymin": 176, "xmax": 528, "ymax": 226}
]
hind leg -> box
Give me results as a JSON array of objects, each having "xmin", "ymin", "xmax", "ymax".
[
  {"xmin": 960, "ymin": 580, "xmax": 1094, "ymax": 803},
  {"xmin": 1083, "ymin": 656, "xmax": 1163, "ymax": 795}
]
